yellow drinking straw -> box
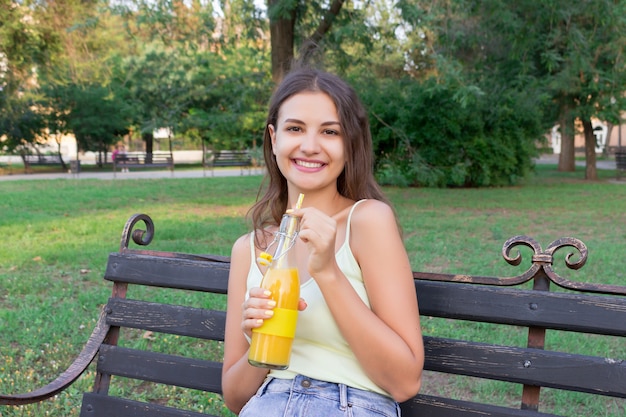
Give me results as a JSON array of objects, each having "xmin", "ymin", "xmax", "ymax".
[{"xmin": 257, "ymin": 193, "xmax": 304, "ymax": 266}]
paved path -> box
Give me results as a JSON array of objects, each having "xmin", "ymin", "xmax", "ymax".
[
  {"xmin": 0, "ymin": 167, "xmax": 265, "ymax": 181},
  {"xmin": 534, "ymin": 154, "xmax": 617, "ymax": 170},
  {"xmin": 0, "ymin": 156, "xmax": 618, "ymax": 181}
]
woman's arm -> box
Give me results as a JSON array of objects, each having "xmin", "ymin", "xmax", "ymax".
[
  {"xmin": 221, "ymin": 234, "xmax": 271, "ymax": 414},
  {"xmin": 297, "ymin": 200, "xmax": 424, "ymax": 402}
]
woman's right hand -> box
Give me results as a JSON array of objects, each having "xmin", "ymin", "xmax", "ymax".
[
  {"xmin": 242, "ymin": 287, "xmax": 308, "ymax": 340},
  {"xmin": 241, "ymin": 287, "xmax": 276, "ymax": 339}
]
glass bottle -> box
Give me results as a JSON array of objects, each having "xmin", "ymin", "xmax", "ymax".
[{"xmin": 248, "ymin": 211, "xmax": 301, "ymax": 369}]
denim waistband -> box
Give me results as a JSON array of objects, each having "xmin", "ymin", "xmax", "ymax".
[{"xmin": 261, "ymin": 374, "xmax": 398, "ymax": 412}]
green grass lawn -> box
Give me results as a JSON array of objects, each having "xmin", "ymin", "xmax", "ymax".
[{"xmin": 0, "ymin": 164, "xmax": 624, "ymax": 416}]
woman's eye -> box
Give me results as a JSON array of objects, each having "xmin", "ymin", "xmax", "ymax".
[
  {"xmin": 323, "ymin": 129, "xmax": 339, "ymax": 135},
  {"xmin": 286, "ymin": 126, "xmax": 302, "ymax": 132}
]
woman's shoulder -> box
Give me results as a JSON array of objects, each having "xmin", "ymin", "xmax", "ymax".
[
  {"xmin": 352, "ymin": 199, "xmax": 396, "ymax": 223},
  {"xmin": 231, "ymin": 232, "xmax": 252, "ymax": 258}
]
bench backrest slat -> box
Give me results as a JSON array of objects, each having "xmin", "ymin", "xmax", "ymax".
[
  {"xmin": 97, "ymin": 345, "xmax": 223, "ymax": 394},
  {"xmin": 106, "ymin": 298, "xmax": 226, "ymax": 340},
  {"xmin": 402, "ymin": 394, "xmax": 560, "ymax": 417},
  {"xmin": 81, "ymin": 392, "xmax": 215, "ymax": 417},
  {"xmin": 105, "ymin": 253, "xmax": 229, "ymax": 293},
  {"xmin": 417, "ymin": 281, "xmax": 626, "ymax": 335},
  {"xmin": 424, "ymin": 337, "xmax": 626, "ymax": 397}
]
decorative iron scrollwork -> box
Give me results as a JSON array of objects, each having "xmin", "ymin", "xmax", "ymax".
[
  {"xmin": 415, "ymin": 235, "xmax": 625, "ymax": 295},
  {"xmin": 119, "ymin": 213, "xmax": 154, "ymax": 251},
  {"xmin": 502, "ymin": 236, "xmax": 625, "ymax": 295}
]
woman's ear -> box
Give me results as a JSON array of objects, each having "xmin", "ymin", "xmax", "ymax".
[{"xmin": 268, "ymin": 124, "xmax": 277, "ymax": 155}]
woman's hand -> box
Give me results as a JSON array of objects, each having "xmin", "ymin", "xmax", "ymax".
[
  {"xmin": 242, "ymin": 287, "xmax": 307, "ymax": 339},
  {"xmin": 289, "ymin": 207, "xmax": 338, "ymax": 278}
]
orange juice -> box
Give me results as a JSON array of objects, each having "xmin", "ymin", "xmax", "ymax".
[{"xmin": 248, "ymin": 267, "xmax": 300, "ymax": 369}]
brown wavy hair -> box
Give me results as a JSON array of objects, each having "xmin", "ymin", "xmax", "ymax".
[{"xmin": 249, "ymin": 67, "xmax": 390, "ymax": 244}]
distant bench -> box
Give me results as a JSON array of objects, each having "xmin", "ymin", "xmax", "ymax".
[
  {"xmin": 113, "ymin": 151, "xmax": 174, "ymax": 175},
  {"xmin": 204, "ymin": 150, "xmax": 253, "ymax": 176},
  {"xmin": 23, "ymin": 154, "xmax": 66, "ymax": 172},
  {"xmin": 2, "ymin": 214, "xmax": 625, "ymax": 417},
  {"xmin": 606, "ymin": 146, "xmax": 626, "ymax": 178}
]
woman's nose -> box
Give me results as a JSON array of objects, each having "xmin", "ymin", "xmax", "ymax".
[{"xmin": 300, "ymin": 132, "xmax": 321, "ymax": 154}]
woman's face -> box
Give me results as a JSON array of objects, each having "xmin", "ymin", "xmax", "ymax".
[{"xmin": 268, "ymin": 91, "xmax": 346, "ymax": 193}]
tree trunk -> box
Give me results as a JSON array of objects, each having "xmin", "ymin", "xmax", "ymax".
[
  {"xmin": 582, "ymin": 118, "xmax": 598, "ymax": 180},
  {"xmin": 603, "ymin": 122, "xmax": 613, "ymax": 157},
  {"xmin": 299, "ymin": 0, "xmax": 345, "ymax": 65},
  {"xmin": 55, "ymin": 142, "xmax": 67, "ymax": 171},
  {"xmin": 557, "ymin": 103, "xmax": 575, "ymax": 172},
  {"xmin": 143, "ymin": 131, "xmax": 154, "ymax": 164},
  {"xmin": 268, "ymin": 0, "xmax": 296, "ymax": 84},
  {"xmin": 268, "ymin": 0, "xmax": 345, "ymax": 83}
]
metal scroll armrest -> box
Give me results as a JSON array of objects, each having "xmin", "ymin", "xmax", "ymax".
[{"xmin": 0, "ymin": 308, "xmax": 110, "ymax": 406}]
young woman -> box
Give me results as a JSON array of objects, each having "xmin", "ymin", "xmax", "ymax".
[{"xmin": 222, "ymin": 67, "xmax": 424, "ymax": 416}]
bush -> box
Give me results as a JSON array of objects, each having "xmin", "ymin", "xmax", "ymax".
[{"xmin": 357, "ymin": 75, "xmax": 544, "ymax": 187}]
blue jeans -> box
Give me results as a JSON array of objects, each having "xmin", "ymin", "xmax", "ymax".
[{"xmin": 238, "ymin": 374, "xmax": 401, "ymax": 417}]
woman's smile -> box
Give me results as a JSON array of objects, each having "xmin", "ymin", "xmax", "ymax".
[{"xmin": 293, "ymin": 158, "xmax": 326, "ymax": 170}]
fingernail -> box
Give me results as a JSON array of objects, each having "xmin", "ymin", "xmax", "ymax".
[
  {"xmin": 286, "ymin": 208, "xmax": 294, "ymax": 214},
  {"xmin": 256, "ymin": 319, "xmax": 263, "ymax": 325},
  {"xmin": 265, "ymin": 310, "xmax": 274, "ymax": 317},
  {"xmin": 267, "ymin": 300, "xmax": 276, "ymax": 307},
  {"xmin": 263, "ymin": 290, "xmax": 271, "ymax": 296}
]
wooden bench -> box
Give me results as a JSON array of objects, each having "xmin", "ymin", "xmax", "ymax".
[
  {"xmin": 23, "ymin": 154, "xmax": 66, "ymax": 172},
  {"xmin": 113, "ymin": 151, "xmax": 174, "ymax": 176},
  {"xmin": 204, "ymin": 150, "xmax": 253, "ymax": 176},
  {"xmin": 1, "ymin": 214, "xmax": 625, "ymax": 417}
]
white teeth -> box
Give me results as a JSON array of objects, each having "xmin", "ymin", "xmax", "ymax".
[{"xmin": 296, "ymin": 160, "xmax": 323, "ymax": 168}]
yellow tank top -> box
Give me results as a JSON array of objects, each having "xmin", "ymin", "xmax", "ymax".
[{"xmin": 246, "ymin": 200, "xmax": 391, "ymax": 397}]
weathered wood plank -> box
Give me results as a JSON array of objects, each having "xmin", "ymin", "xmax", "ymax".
[
  {"xmin": 96, "ymin": 345, "xmax": 223, "ymax": 394},
  {"xmin": 416, "ymin": 280, "xmax": 626, "ymax": 335},
  {"xmin": 106, "ymin": 298, "xmax": 226, "ymax": 340},
  {"xmin": 423, "ymin": 337, "xmax": 626, "ymax": 397},
  {"xmin": 104, "ymin": 253, "xmax": 229, "ymax": 293},
  {"xmin": 80, "ymin": 392, "xmax": 214, "ymax": 417},
  {"xmin": 401, "ymin": 394, "xmax": 560, "ymax": 417}
]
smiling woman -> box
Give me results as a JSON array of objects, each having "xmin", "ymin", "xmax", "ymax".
[{"xmin": 221, "ymin": 67, "xmax": 425, "ymax": 417}]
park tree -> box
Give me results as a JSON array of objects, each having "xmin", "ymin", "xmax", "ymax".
[
  {"xmin": 42, "ymin": 82, "xmax": 131, "ymax": 164},
  {"xmin": 0, "ymin": 94, "xmax": 46, "ymax": 157},
  {"xmin": 111, "ymin": 0, "xmax": 222, "ymax": 153},
  {"xmin": 116, "ymin": 45, "xmax": 196, "ymax": 157},
  {"xmin": 112, "ymin": 0, "xmax": 273, "ymax": 152},
  {"xmin": 561, "ymin": 0, "xmax": 626, "ymax": 180},
  {"xmin": 0, "ymin": 0, "xmax": 135, "ymax": 161},
  {"xmin": 267, "ymin": 0, "xmax": 347, "ymax": 82},
  {"xmin": 399, "ymin": 0, "xmax": 626, "ymax": 182},
  {"xmin": 0, "ymin": 1, "xmax": 60, "ymax": 154},
  {"xmin": 494, "ymin": 0, "xmax": 626, "ymax": 179},
  {"xmin": 350, "ymin": 0, "xmax": 546, "ymax": 187}
]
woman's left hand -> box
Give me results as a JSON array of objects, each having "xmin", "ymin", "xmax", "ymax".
[{"xmin": 290, "ymin": 207, "xmax": 337, "ymax": 278}]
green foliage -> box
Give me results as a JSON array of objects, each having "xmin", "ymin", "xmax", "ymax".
[
  {"xmin": 42, "ymin": 82, "xmax": 132, "ymax": 153},
  {"xmin": 182, "ymin": 46, "xmax": 273, "ymax": 151},
  {"xmin": 0, "ymin": 94, "xmax": 46, "ymax": 154},
  {"xmin": 357, "ymin": 74, "xmax": 542, "ymax": 187}
]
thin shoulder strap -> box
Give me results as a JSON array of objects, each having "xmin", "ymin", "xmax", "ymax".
[{"xmin": 345, "ymin": 199, "xmax": 367, "ymax": 241}]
